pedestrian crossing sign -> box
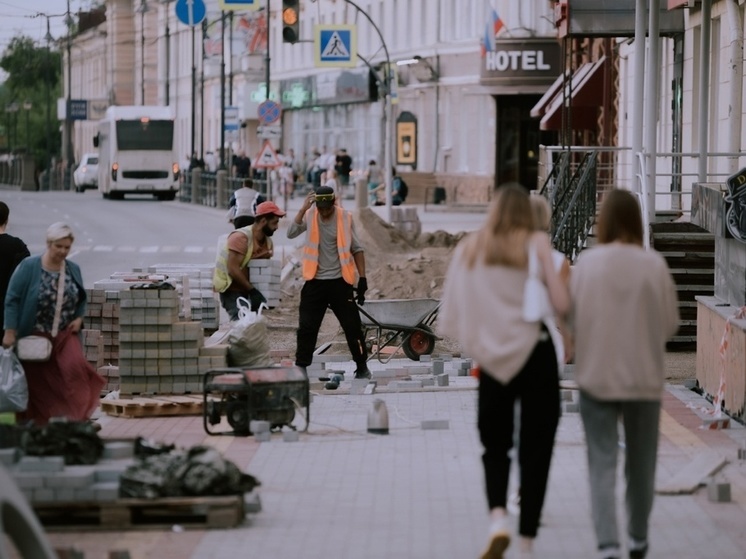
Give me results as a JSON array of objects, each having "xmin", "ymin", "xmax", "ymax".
[{"xmin": 315, "ymin": 24, "xmax": 357, "ymax": 68}]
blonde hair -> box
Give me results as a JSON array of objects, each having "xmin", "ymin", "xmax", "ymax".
[
  {"xmin": 529, "ymin": 194, "xmax": 551, "ymax": 232},
  {"xmin": 46, "ymin": 222, "xmax": 75, "ymax": 243},
  {"xmin": 461, "ymin": 184, "xmax": 532, "ymax": 269}
]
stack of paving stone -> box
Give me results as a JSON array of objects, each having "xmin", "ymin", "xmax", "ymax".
[
  {"xmin": 118, "ymin": 288, "xmax": 227, "ymax": 395},
  {"xmin": 142, "ymin": 264, "xmax": 220, "ymax": 330},
  {"xmin": 84, "ymin": 288, "xmax": 121, "ymax": 365},
  {"xmin": 391, "ymin": 206, "xmax": 422, "ymax": 237},
  {"xmin": 246, "ymin": 259, "xmax": 282, "ymax": 308},
  {"xmin": 97, "ymin": 364, "xmax": 120, "ymax": 393},
  {"xmin": 81, "ymin": 329, "xmax": 104, "ymax": 370},
  {"xmin": 0, "ymin": 440, "xmax": 134, "ymax": 505}
]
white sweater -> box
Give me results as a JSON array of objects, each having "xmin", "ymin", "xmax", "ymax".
[
  {"xmin": 438, "ymin": 242, "xmax": 542, "ymax": 384},
  {"xmin": 570, "ymin": 243, "xmax": 680, "ymax": 401}
]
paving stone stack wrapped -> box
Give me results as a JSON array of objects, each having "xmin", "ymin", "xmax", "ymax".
[
  {"xmin": 143, "ymin": 264, "xmax": 220, "ymax": 330},
  {"xmin": 84, "ymin": 288, "xmax": 121, "ymax": 365},
  {"xmin": 118, "ymin": 289, "xmax": 227, "ymax": 395},
  {"xmin": 247, "ymin": 259, "xmax": 282, "ymax": 308}
]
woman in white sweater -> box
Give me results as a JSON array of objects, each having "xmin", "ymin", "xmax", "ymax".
[
  {"xmin": 439, "ymin": 185, "xmax": 570, "ymax": 559},
  {"xmin": 570, "ymin": 189, "xmax": 679, "ymax": 559}
]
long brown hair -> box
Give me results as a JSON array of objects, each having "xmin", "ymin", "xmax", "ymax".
[
  {"xmin": 462, "ymin": 184, "xmax": 532, "ymax": 268},
  {"xmin": 596, "ymin": 189, "xmax": 644, "ymax": 246}
]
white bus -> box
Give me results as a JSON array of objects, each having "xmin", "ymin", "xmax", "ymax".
[{"xmin": 94, "ymin": 106, "xmax": 180, "ymax": 200}]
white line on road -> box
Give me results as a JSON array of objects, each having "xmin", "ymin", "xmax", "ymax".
[
  {"xmin": 92, "ymin": 246, "xmax": 114, "ymax": 252},
  {"xmin": 184, "ymin": 246, "xmax": 205, "ymax": 253},
  {"xmin": 139, "ymin": 246, "xmax": 159, "ymax": 253}
]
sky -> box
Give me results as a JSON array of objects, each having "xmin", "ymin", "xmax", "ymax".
[{"xmin": 0, "ymin": 0, "xmax": 90, "ymax": 51}]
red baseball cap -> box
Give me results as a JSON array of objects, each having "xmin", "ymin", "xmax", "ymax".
[{"xmin": 255, "ymin": 201, "xmax": 287, "ymax": 218}]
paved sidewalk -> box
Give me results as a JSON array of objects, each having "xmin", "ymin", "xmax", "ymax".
[{"xmin": 44, "ymin": 358, "xmax": 746, "ymax": 559}]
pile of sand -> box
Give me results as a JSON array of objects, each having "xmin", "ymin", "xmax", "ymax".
[{"xmin": 265, "ymin": 209, "xmax": 466, "ymax": 355}]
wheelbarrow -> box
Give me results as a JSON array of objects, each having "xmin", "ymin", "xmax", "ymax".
[{"xmin": 357, "ymin": 298, "xmax": 441, "ymax": 363}]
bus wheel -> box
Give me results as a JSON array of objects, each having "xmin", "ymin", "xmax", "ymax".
[{"xmin": 157, "ymin": 192, "xmax": 176, "ymax": 201}]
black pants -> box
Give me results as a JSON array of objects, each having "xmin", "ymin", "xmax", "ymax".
[
  {"xmin": 295, "ymin": 278, "xmax": 367, "ymax": 368},
  {"xmin": 478, "ymin": 331, "xmax": 560, "ymax": 538}
]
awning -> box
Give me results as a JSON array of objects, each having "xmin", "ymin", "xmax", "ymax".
[{"xmin": 530, "ymin": 56, "xmax": 607, "ymax": 131}]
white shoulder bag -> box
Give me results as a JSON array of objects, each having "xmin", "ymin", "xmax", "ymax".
[
  {"xmin": 522, "ymin": 240, "xmax": 553, "ymax": 323},
  {"xmin": 16, "ymin": 261, "xmax": 66, "ymax": 362}
]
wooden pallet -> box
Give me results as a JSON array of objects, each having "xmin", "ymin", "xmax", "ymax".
[
  {"xmin": 100, "ymin": 395, "xmax": 203, "ymax": 418},
  {"xmin": 34, "ymin": 495, "xmax": 244, "ymax": 531}
]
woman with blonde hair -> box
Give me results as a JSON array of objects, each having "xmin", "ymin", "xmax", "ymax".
[
  {"xmin": 571, "ymin": 189, "xmax": 678, "ymax": 559},
  {"xmin": 439, "ymin": 184, "xmax": 570, "ymax": 559},
  {"xmin": 2, "ymin": 222, "xmax": 104, "ymax": 425}
]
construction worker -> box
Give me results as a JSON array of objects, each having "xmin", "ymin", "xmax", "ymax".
[
  {"xmin": 287, "ymin": 186, "xmax": 371, "ymax": 379},
  {"xmin": 213, "ymin": 201, "xmax": 286, "ymax": 319}
]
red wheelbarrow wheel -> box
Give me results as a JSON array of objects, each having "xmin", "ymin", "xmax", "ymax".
[{"xmin": 403, "ymin": 325, "xmax": 436, "ymax": 361}]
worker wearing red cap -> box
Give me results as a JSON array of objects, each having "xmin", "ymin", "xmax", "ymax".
[{"xmin": 213, "ymin": 201, "xmax": 286, "ymax": 318}]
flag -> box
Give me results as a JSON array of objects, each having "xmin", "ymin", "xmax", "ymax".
[{"xmin": 481, "ymin": 7, "xmax": 506, "ymax": 56}]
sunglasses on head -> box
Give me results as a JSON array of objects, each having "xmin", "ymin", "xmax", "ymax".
[{"xmin": 315, "ymin": 194, "xmax": 335, "ymax": 203}]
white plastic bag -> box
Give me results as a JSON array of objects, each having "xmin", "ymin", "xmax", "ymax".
[
  {"xmin": 227, "ymin": 298, "xmax": 271, "ymax": 368},
  {"xmin": 522, "ymin": 240, "xmax": 553, "ymax": 322},
  {"xmin": 0, "ymin": 347, "xmax": 28, "ymax": 412}
]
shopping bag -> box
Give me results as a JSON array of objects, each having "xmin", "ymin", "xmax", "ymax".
[
  {"xmin": 0, "ymin": 347, "xmax": 29, "ymax": 412},
  {"xmin": 227, "ymin": 298, "xmax": 271, "ymax": 368}
]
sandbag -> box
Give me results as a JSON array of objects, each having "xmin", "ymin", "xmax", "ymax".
[{"xmin": 227, "ymin": 298, "xmax": 271, "ymax": 368}]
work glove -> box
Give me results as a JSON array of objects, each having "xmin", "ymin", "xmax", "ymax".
[
  {"xmin": 356, "ymin": 277, "xmax": 368, "ymax": 306},
  {"xmin": 248, "ymin": 288, "xmax": 267, "ymax": 312}
]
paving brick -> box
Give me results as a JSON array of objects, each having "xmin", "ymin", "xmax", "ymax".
[
  {"xmin": 44, "ymin": 467, "xmax": 95, "ymax": 489},
  {"xmin": 0, "ymin": 447, "xmax": 19, "ymax": 466},
  {"xmin": 91, "ymin": 481, "xmax": 120, "ymax": 501},
  {"xmin": 17, "ymin": 456, "xmax": 65, "ymax": 473},
  {"xmin": 421, "ymin": 419, "xmax": 450, "ymax": 430}
]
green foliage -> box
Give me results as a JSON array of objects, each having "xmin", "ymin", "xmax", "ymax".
[{"xmin": 0, "ymin": 35, "xmax": 62, "ymax": 166}]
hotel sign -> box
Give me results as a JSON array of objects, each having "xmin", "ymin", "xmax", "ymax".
[{"xmin": 480, "ymin": 39, "xmax": 561, "ymax": 87}]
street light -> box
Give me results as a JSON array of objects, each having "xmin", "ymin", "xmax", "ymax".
[{"xmin": 137, "ymin": 0, "xmax": 150, "ymax": 105}]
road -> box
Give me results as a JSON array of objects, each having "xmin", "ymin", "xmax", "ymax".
[
  {"xmin": 0, "ymin": 189, "xmax": 305, "ymax": 288},
  {"xmin": 0, "ymin": 189, "xmax": 487, "ymax": 288}
]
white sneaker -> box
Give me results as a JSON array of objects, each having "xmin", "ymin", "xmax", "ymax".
[{"xmin": 480, "ymin": 518, "xmax": 511, "ymax": 559}]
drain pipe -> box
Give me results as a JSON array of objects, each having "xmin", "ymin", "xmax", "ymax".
[
  {"xmin": 698, "ymin": 0, "xmax": 713, "ymax": 184},
  {"xmin": 725, "ymin": 0, "xmax": 743, "ymax": 175}
]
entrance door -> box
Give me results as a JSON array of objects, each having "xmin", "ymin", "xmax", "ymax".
[{"xmin": 495, "ymin": 95, "xmax": 555, "ymax": 190}]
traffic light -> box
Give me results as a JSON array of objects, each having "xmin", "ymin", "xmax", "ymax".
[{"xmin": 282, "ymin": 0, "xmax": 300, "ymax": 44}]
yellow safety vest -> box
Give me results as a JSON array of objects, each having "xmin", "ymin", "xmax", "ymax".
[
  {"xmin": 212, "ymin": 226, "xmax": 271, "ymax": 293},
  {"xmin": 302, "ymin": 208, "xmax": 357, "ymax": 285}
]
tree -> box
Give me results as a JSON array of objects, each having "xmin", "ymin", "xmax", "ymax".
[{"xmin": 0, "ymin": 35, "xmax": 62, "ymax": 166}]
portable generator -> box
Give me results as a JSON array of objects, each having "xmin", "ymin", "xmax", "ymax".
[{"xmin": 203, "ymin": 367, "xmax": 310, "ymax": 436}]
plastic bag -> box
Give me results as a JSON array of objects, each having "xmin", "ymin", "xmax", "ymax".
[
  {"xmin": 0, "ymin": 347, "xmax": 28, "ymax": 412},
  {"xmin": 227, "ymin": 297, "xmax": 271, "ymax": 368},
  {"xmin": 522, "ymin": 240, "xmax": 553, "ymax": 322}
]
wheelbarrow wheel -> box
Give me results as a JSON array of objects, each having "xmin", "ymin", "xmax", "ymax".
[{"xmin": 402, "ymin": 325, "xmax": 436, "ymax": 361}]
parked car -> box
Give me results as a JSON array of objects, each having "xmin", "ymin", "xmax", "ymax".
[{"xmin": 73, "ymin": 153, "xmax": 99, "ymax": 192}]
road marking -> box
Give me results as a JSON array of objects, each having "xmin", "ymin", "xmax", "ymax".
[
  {"xmin": 93, "ymin": 246, "xmax": 114, "ymax": 252},
  {"xmin": 139, "ymin": 246, "xmax": 159, "ymax": 253},
  {"xmin": 161, "ymin": 246, "xmax": 181, "ymax": 253},
  {"xmin": 117, "ymin": 246, "xmax": 137, "ymax": 252},
  {"xmin": 184, "ymin": 246, "xmax": 204, "ymax": 253}
]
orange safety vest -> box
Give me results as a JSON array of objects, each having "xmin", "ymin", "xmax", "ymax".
[{"xmin": 302, "ymin": 207, "xmax": 357, "ymax": 284}]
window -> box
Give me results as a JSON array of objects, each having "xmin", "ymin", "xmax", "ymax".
[{"xmin": 116, "ymin": 120, "xmax": 174, "ymax": 151}]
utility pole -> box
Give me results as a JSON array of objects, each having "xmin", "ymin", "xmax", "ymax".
[
  {"xmin": 265, "ymin": 0, "xmax": 271, "ymax": 196},
  {"xmin": 165, "ymin": 1, "xmax": 171, "ymax": 105},
  {"xmin": 190, "ymin": 24, "xmax": 196, "ymax": 164},
  {"xmin": 229, "ymin": 11, "xmax": 234, "ymax": 105},
  {"xmin": 65, "ymin": 0, "xmax": 73, "ymax": 187},
  {"xmin": 45, "ymin": 16, "xmax": 53, "ymax": 188},
  {"xmin": 219, "ymin": 10, "xmax": 226, "ymax": 170}
]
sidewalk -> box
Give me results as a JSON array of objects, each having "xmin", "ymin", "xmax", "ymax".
[{"xmin": 44, "ymin": 357, "xmax": 746, "ymax": 559}]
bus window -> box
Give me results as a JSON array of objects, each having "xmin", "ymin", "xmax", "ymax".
[{"xmin": 116, "ymin": 120, "xmax": 174, "ymax": 151}]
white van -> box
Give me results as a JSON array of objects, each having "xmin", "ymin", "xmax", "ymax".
[
  {"xmin": 73, "ymin": 153, "xmax": 99, "ymax": 192},
  {"xmin": 94, "ymin": 106, "xmax": 180, "ymax": 200}
]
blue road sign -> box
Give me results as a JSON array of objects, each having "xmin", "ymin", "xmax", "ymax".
[
  {"xmin": 175, "ymin": 0, "xmax": 206, "ymax": 26},
  {"xmin": 257, "ymin": 100, "xmax": 281, "ymax": 126},
  {"xmin": 315, "ymin": 25, "xmax": 356, "ymax": 68}
]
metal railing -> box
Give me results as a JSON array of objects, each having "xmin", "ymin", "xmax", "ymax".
[{"xmin": 540, "ymin": 150, "xmax": 598, "ymax": 263}]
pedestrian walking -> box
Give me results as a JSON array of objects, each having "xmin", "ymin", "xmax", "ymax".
[
  {"xmin": 226, "ymin": 178, "xmax": 265, "ymax": 225},
  {"xmin": 0, "ymin": 201, "xmax": 30, "ymax": 340},
  {"xmin": 438, "ymin": 184, "xmax": 570, "ymax": 559},
  {"xmin": 213, "ymin": 201, "xmax": 286, "ymax": 318},
  {"xmin": 286, "ymin": 186, "xmax": 370, "ymax": 379},
  {"xmin": 570, "ymin": 189, "xmax": 679, "ymax": 559}
]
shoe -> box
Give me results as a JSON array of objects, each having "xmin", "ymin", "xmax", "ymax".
[
  {"xmin": 507, "ymin": 490, "xmax": 521, "ymax": 516},
  {"xmin": 480, "ymin": 519, "xmax": 510, "ymax": 559},
  {"xmin": 629, "ymin": 543, "xmax": 648, "ymax": 559},
  {"xmin": 353, "ymin": 366, "xmax": 371, "ymax": 380}
]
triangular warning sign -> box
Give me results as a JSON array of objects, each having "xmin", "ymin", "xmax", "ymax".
[
  {"xmin": 255, "ymin": 140, "xmax": 281, "ymax": 168},
  {"xmin": 321, "ymin": 31, "xmax": 350, "ymax": 58}
]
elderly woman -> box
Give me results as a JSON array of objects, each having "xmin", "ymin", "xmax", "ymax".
[{"xmin": 2, "ymin": 222, "xmax": 104, "ymax": 425}]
